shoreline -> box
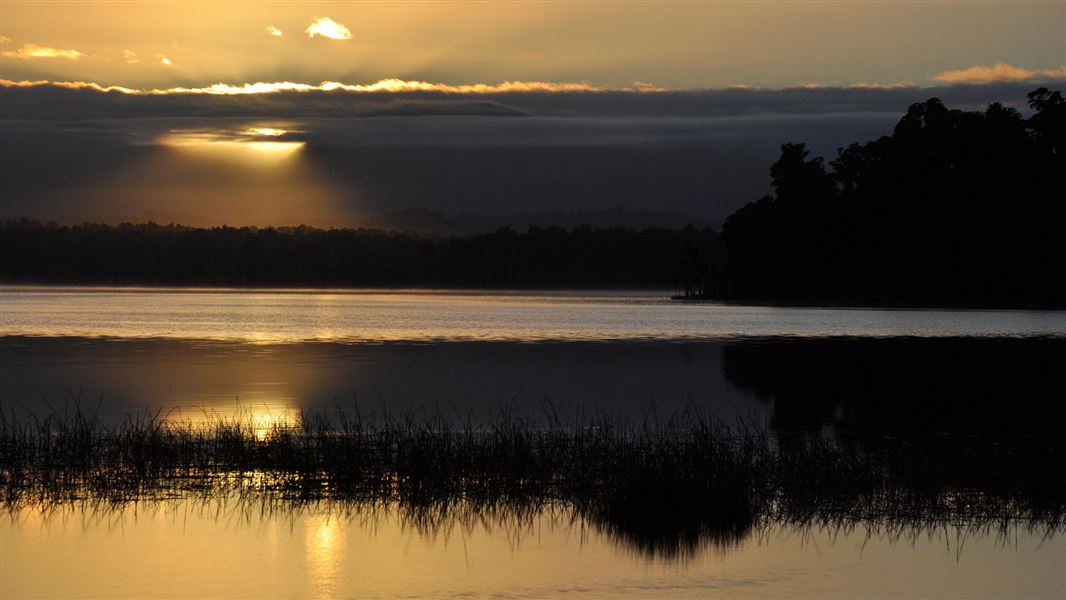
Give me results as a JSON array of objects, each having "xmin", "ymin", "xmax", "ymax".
[
  {"xmin": 670, "ymin": 294, "xmax": 1066, "ymax": 311},
  {"xmin": 1, "ymin": 284, "xmax": 1063, "ymax": 310}
]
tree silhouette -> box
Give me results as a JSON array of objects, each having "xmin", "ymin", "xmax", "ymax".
[
  {"xmin": 716, "ymin": 88, "xmax": 1064, "ymax": 306},
  {"xmin": 0, "ymin": 220, "xmax": 718, "ymax": 290}
]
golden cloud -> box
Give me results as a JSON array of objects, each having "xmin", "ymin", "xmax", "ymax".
[
  {"xmin": 306, "ymin": 17, "xmax": 352, "ymax": 40},
  {"xmin": 124, "ymin": 50, "xmax": 139, "ymax": 64},
  {"xmin": 0, "ymin": 78, "xmax": 639, "ymax": 95},
  {"xmin": 0, "ymin": 79, "xmax": 142, "ymax": 94},
  {"xmin": 1, "ymin": 43, "xmax": 84, "ymax": 60},
  {"xmin": 847, "ymin": 82, "xmax": 914, "ymax": 90},
  {"xmin": 265, "ymin": 26, "xmax": 283, "ymax": 37},
  {"xmin": 159, "ymin": 55, "xmax": 173, "ymax": 66},
  {"xmin": 932, "ymin": 63, "xmax": 1066, "ymax": 84}
]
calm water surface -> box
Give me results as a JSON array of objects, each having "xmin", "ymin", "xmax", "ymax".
[
  {"xmin": 3, "ymin": 287, "xmax": 1063, "ymax": 342},
  {"xmin": 4, "ymin": 503, "xmax": 1062, "ymax": 599}
]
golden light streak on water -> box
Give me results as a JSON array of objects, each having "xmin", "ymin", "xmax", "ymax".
[
  {"xmin": 164, "ymin": 402, "xmax": 302, "ymax": 442},
  {"xmin": 1, "ymin": 502, "xmax": 1062, "ymax": 598},
  {"xmin": 305, "ymin": 515, "xmax": 345, "ymax": 599}
]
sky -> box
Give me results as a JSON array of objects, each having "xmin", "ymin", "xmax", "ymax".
[
  {"xmin": 1, "ymin": 1, "xmax": 1064, "ymax": 227},
  {"xmin": 2, "ymin": 1, "xmax": 1063, "ymax": 89}
]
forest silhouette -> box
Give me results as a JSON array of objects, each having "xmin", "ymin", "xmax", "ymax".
[
  {"xmin": 0, "ymin": 222, "xmax": 717, "ymax": 289},
  {"xmin": 1, "ymin": 88, "xmax": 1061, "ymax": 305},
  {"xmin": 713, "ymin": 87, "xmax": 1065, "ymax": 305}
]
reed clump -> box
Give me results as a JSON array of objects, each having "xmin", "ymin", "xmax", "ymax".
[{"xmin": 1, "ymin": 403, "xmax": 1063, "ymax": 559}]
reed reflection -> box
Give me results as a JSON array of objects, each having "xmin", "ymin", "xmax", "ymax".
[{"xmin": 7, "ymin": 494, "xmax": 1059, "ymax": 599}]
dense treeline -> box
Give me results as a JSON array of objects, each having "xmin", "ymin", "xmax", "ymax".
[
  {"xmin": 713, "ymin": 87, "xmax": 1065, "ymax": 305},
  {"xmin": 0, "ymin": 221, "xmax": 718, "ymax": 289}
]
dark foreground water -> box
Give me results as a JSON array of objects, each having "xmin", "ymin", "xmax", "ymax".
[{"xmin": 1, "ymin": 288, "xmax": 1064, "ymax": 598}]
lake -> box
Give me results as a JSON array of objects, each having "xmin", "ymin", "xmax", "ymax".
[
  {"xmin": 3, "ymin": 287, "xmax": 1063, "ymax": 342},
  {"xmin": 1, "ymin": 287, "xmax": 1064, "ymax": 598},
  {"xmin": 5, "ymin": 502, "xmax": 1062, "ymax": 599}
]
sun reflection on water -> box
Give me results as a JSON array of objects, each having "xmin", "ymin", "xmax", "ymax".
[
  {"xmin": 306, "ymin": 514, "xmax": 345, "ymax": 599},
  {"xmin": 165, "ymin": 402, "xmax": 302, "ymax": 442}
]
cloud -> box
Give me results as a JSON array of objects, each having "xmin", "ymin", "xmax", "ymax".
[
  {"xmin": 0, "ymin": 36, "xmax": 10, "ymax": 44},
  {"xmin": 848, "ymin": 82, "xmax": 915, "ymax": 90},
  {"xmin": 306, "ymin": 17, "xmax": 352, "ymax": 40},
  {"xmin": 0, "ymin": 113, "xmax": 884, "ymax": 224},
  {"xmin": 0, "ymin": 79, "xmax": 141, "ymax": 94},
  {"xmin": 626, "ymin": 81, "xmax": 667, "ymax": 92},
  {"xmin": 932, "ymin": 63, "xmax": 1066, "ymax": 84},
  {"xmin": 2, "ymin": 80, "xmax": 1051, "ymax": 224},
  {"xmin": 124, "ymin": 50, "xmax": 139, "ymax": 64},
  {"xmin": 158, "ymin": 55, "xmax": 172, "ymax": 66},
  {"xmin": 2, "ymin": 77, "xmax": 1051, "ymax": 127},
  {"xmin": 1, "ymin": 43, "xmax": 84, "ymax": 60},
  {"xmin": 0, "ymin": 78, "xmax": 607, "ymax": 96},
  {"xmin": 265, "ymin": 26, "xmax": 283, "ymax": 37}
]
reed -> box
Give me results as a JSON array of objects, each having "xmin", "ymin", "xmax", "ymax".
[{"xmin": 2, "ymin": 402, "xmax": 1063, "ymax": 559}]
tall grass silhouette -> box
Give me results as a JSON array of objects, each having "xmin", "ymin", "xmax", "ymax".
[{"xmin": 2, "ymin": 401, "xmax": 1062, "ymax": 559}]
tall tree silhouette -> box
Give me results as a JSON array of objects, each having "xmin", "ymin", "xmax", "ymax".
[{"xmin": 718, "ymin": 88, "xmax": 1064, "ymax": 305}]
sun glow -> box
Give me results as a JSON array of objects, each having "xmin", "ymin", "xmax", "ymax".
[
  {"xmin": 165, "ymin": 403, "xmax": 301, "ymax": 443},
  {"xmin": 244, "ymin": 141, "xmax": 305, "ymax": 154},
  {"xmin": 246, "ymin": 127, "xmax": 288, "ymax": 137},
  {"xmin": 160, "ymin": 129, "xmax": 304, "ymax": 162}
]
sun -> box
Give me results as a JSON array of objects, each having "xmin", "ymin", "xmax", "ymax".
[{"xmin": 160, "ymin": 127, "xmax": 305, "ymax": 163}]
